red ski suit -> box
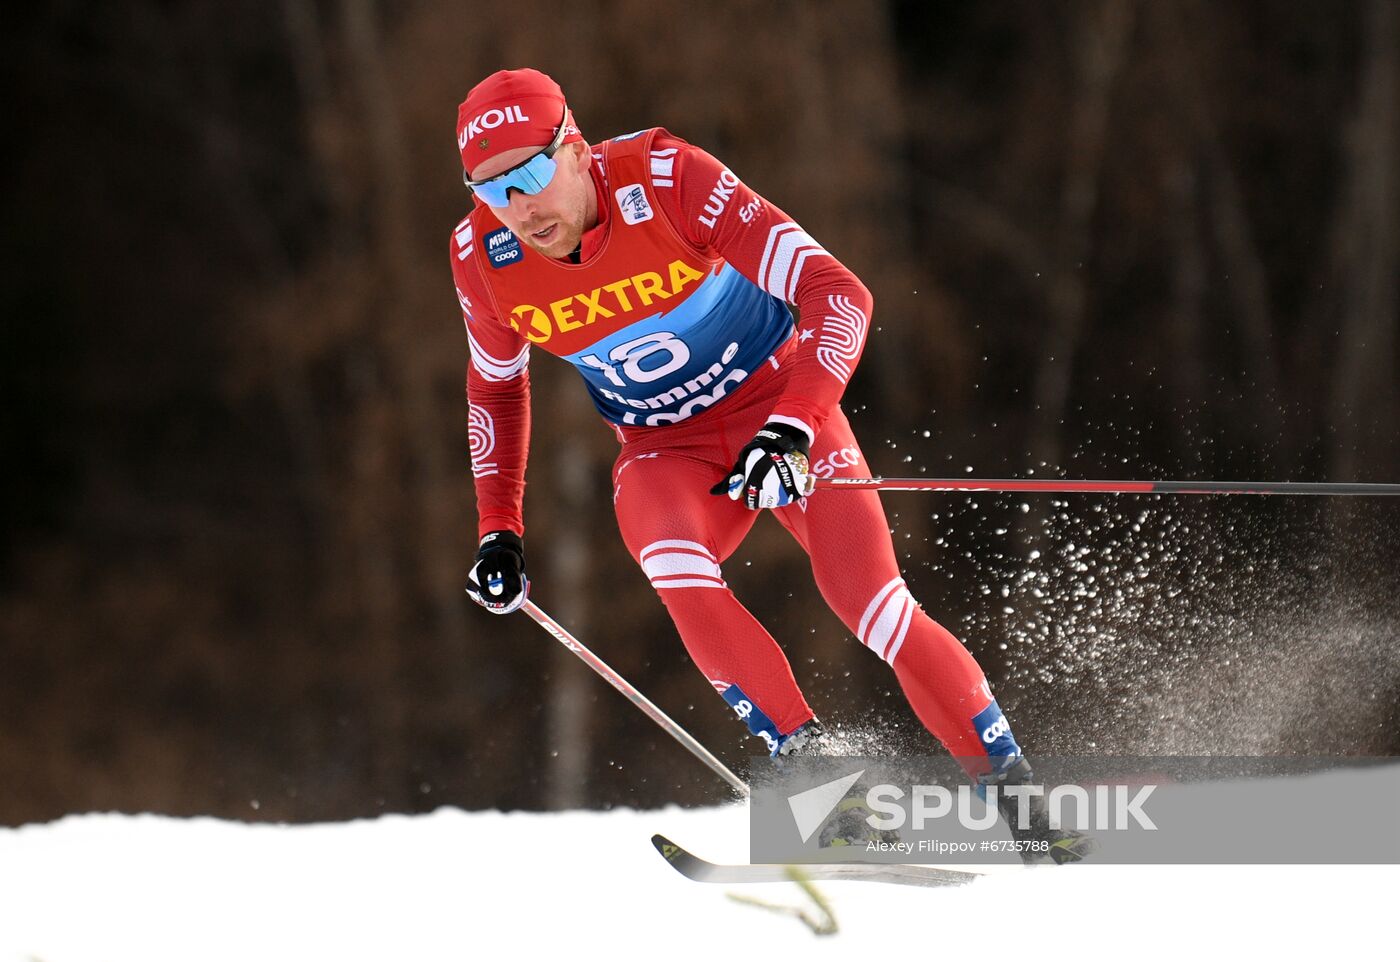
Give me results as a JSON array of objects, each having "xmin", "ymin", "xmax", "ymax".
[{"xmin": 453, "ymin": 129, "xmax": 1018, "ymax": 770}]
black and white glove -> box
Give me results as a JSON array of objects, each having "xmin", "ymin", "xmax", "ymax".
[
  {"xmin": 466, "ymin": 530, "xmax": 528, "ymax": 614},
  {"xmin": 710, "ymin": 422, "xmax": 816, "ymax": 510}
]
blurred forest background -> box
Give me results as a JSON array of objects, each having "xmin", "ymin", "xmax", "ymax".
[{"xmin": 3, "ymin": 0, "xmax": 1398, "ymax": 826}]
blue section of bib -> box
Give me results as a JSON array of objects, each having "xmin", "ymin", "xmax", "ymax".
[{"xmin": 563, "ymin": 264, "xmax": 792, "ymax": 427}]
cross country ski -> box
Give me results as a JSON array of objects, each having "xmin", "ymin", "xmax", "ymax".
[{"xmin": 650, "ymin": 834, "xmax": 981, "ymax": 889}]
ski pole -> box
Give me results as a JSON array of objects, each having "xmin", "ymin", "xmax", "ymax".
[
  {"xmin": 813, "ymin": 477, "xmax": 1400, "ymax": 496},
  {"xmin": 520, "ymin": 599, "xmax": 750, "ymax": 798}
]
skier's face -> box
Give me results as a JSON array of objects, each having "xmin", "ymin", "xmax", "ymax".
[{"xmin": 472, "ymin": 141, "xmax": 595, "ymax": 260}]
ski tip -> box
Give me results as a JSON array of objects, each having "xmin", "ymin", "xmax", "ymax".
[{"xmin": 651, "ymin": 834, "xmax": 682, "ymax": 863}]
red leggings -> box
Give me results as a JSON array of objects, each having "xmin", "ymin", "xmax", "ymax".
[{"xmin": 611, "ymin": 357, "xmax": 1015, "ymax": 774}]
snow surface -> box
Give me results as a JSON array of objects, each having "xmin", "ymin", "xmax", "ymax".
[{"xmin": 2, "ymin": 802, "xmax": 1395, "ymax": 961}]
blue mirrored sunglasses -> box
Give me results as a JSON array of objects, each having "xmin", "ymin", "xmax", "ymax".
[{"xmin": 464, "ymin": 105, "xmax": 570, "ymax": 208}]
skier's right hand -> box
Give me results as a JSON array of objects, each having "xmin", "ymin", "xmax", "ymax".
[
  {"xmin": 466, "ymin": 530, "xmax": 529, "ymax": 614},
  {"xmin": 710, "ymin": 422, "xmax": 816, "ymax": 510}
]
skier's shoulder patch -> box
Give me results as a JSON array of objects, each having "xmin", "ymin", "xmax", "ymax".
[
  {"xmin": 615, "ymin": 184, "xmax": 654, "ymax": 225},
  {"xmin": 483, "ymin": 226, "xmax": 523, "ymax": 269}
]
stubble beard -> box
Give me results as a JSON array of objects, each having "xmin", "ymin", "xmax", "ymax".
[{"xmin": 521, "ymin": 203, "xmax": 586, "ymax": 260}]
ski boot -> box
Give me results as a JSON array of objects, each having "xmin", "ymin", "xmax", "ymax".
[
  {"xmin": 777, "ymin": 720, "xmax": 902, "ymax": 849},
  {"xmin": 980, "ymin": 757, "xmax": 1095, "ymax": 865},
  {"xmin": 774, "ymin": 718, "xmax": 829, "ymax": 759}
]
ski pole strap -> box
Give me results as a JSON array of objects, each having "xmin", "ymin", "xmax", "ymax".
[
  {"xmin": 521, "ymin": 600, "xmax": 750, "ymax": 798},
  {"xmin": 814, "ymin": 478, "xmax": 1400, "ymax": 496}
]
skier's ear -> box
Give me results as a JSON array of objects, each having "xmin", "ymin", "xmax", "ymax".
[{"xmin": 571, "ymin": 140, "xmax": 592, "ymax": 172}]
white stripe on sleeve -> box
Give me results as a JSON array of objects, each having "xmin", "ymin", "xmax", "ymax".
[
  {"xmin": 758, "ymin": 223, "xmax": 829, "ymax": 302},
  {"xmin": 467, "ymin": 328, "xmax": 530, "ymax": 381}
]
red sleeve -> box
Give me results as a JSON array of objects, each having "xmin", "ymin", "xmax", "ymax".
[
  {"xmin": 451, "ymin": 215, "xmax": 531, "ymax": 540},
  {"xmin": 652, "ymin": 132, "xmax": 873, "ymax": 444}
]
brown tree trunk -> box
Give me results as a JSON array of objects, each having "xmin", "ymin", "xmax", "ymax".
[
  {"xmin": 1026, "ymin": 0, "xmax": 1136, "ymax": 474},
  {"xmin": 1205, "ymin": 154, "xmax": 1290, "ymax": 464},
  {"xmin": 341, "ymin": 0, "xmax": 475, "ymax": 799},
  {"xmin": 1154, "ymin": 0, "xmax": 1289, "ymax": 468},
  {"xmin": 1328, "ymin": 0, "xmax": 1399, "ymax": 487},
  {"xmin": 544, "ymin": 422, "xmax": 598, "ymax": 809},
  {"xmin": 1165, "ymin": 159, "xmax": 1208, "ymax": 463}
]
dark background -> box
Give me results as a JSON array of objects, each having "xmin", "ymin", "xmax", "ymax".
[{"xmin": 3, "ymin": 0, "xmax": 1397, "ymax": 825}]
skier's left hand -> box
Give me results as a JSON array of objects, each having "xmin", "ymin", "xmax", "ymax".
[{"xmin": 711, "ymin": 422, "xmax": 815, "ymax": 509}]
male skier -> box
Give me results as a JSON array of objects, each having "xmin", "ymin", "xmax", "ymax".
[{"xmin": 453, "ymin": 68, "xmax": 1089, "ymax": 862}]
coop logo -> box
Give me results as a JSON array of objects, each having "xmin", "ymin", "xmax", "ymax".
[
  {"xmin": 485, "ymin": 227, "xmax": 523, "ymax": 269},
  {"xmin": 459, "ymin": 104, "xmax": 531, "ymax": 147},
  {"xmin": 982, "ymin": 716, "xmax": 1010, "ymax": 744},
  {"xmin": 972, "ymin": 700, "xmax": 1020, "ymax": 757}
]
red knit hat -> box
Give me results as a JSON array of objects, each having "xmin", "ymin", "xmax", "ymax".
[{"xmin": 456, "ymin": 68, "xmax": 582, "ymax": 178}]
